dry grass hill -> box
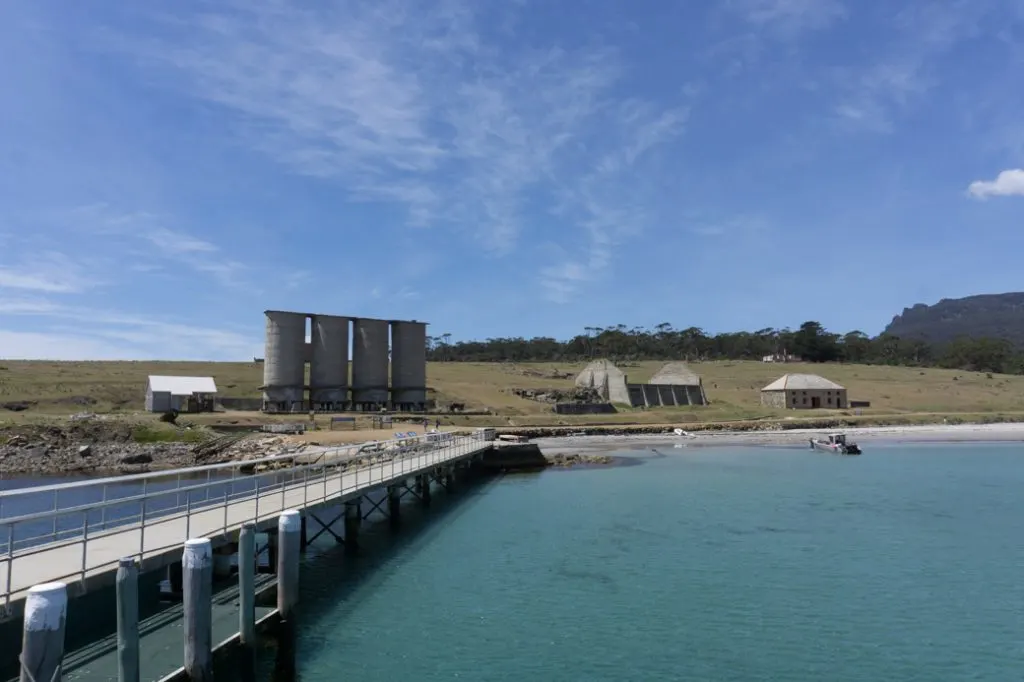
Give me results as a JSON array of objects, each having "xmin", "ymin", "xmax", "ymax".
[{"xmin": 2, "ymin": 359, "xmax": 1024, "ymax": 429}]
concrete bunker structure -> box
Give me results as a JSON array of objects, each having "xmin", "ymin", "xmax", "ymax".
[
  {"xmin": 261, "ymin": 310, "xmax": 428, "ymax": 413},
  {"xmin": 636, "ymin": 362, "xmax": 709, "ymax": 407},
  {"xmin": 575, "ymin": 360, "xmax": 632, "ymax": 405},
  {"xmin": 574, "ymin": 360, "xmax": 710, "ymax": 408}
]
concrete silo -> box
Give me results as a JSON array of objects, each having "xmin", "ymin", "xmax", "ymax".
[
  {"xmin": 390, "ymin": 320, "xmax": 427, "ymax": 410},
  {"xmin": 263, "ymin": 310, "xmax": 307, "ymax": 411},
  {"xmin": 309, "ymin": 314, "xmax": 350, "ymax": 409},
  {"xmin": 351, "ymin": 318, "xmax": 390, "ymax": 409}
]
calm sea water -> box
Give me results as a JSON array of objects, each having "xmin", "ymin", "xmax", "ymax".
[{"xmin": 259, "ymin": 443, "xmax": 1024, "ymax": 681}]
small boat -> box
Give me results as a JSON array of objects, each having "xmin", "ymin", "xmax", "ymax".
[{"xmin": 810, "ymin": 433, "xmax": 861, "ymax": 455}]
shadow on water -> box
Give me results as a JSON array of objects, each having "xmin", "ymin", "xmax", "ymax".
[{"xmin": 216, "ymin": 471, "xmax": 504, "ymax": 682}]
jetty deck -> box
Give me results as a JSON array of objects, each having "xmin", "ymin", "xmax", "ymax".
[{"xmin": 0, "ymin": 432, "xmax": 490, "ymax": 613}]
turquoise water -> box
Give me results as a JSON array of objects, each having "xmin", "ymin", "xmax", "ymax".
[{"xmin": 269, "ymin": 443, "xmax": 1024, "ymax": 680}]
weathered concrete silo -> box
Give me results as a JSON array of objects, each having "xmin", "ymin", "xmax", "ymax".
[
  {"xmin": 351, "ymin": 318, "xmax": 390, "ymax": 408},
  {"xmin": 263, "ymin": 310, "xmax": 307, "ymax": 410},
  {"xmin": 309, "ymin": 314, "xmax": 350, "ymax": 408},
  {"xmin": 390, "ymin": 320, "xmax": 427, "ymax": 410}
]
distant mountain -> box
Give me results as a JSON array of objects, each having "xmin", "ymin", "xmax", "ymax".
[{"xmin": 884, "ymin": 293, "xmax": 1024, "ymax": 347}]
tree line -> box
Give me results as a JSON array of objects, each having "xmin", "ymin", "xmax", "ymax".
[{"xmin": 425, "ymin": 321, "xmax": 1024, "ymax": 375}]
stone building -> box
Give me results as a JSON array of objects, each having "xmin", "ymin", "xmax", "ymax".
[{"xmin": 760, "ymin": 373, "xmax": 847, "ymax": 409}]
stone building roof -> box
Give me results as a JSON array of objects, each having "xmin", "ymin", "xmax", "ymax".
[{"xmin": 761, "ymin": 373, "xmax": 844, "ymax": 391}]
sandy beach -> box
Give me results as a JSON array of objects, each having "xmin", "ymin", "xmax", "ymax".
[{"xmin": 534, "ymin": 422, "xmax": 1024, "ymax": 455}]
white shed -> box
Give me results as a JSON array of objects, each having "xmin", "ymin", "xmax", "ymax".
[{"xmin": 145, "ymin": 375, "xmax": 218, "ymax": 412}]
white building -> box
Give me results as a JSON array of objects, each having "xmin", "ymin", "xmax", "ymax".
[{"xmin": 145, "ymin": 375, "xmax": 218, "ymax": 412}]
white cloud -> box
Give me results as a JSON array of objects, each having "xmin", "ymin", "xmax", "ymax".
[
  {"xmin": 730, "ymin": 0, "xmax": 846, "ymax": 37},
  {"xmin": 0, "ymin": 252, "xmax": 101, "ymax": 293},
  {"xmin": 0, "ymin": 331, "xmax": 143, "ymax": 361},
  {"xmin": 64, "ymin": 203, "xmax": 250, "ymax": 288},
  {"xmin": 967, "ymin": 168, "xmax": 1024, "ymax": 198},
  {"xmin": 832, "ymin": 2, "xmax": 999, "ymax": 134},
  {"xmin": 0, "ymin": 300, "xmax": 258, "ymax": 360},
  {"xmin": 103, "ymin": 2, "xmax": 686, "ymax": 272}
]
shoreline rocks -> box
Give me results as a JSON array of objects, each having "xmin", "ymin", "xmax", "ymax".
[{"xmin": 544, "ymin": 452, "xmax": 617, "ymax": 468}]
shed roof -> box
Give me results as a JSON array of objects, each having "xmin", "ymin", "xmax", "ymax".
[
  {"xmin": 761, "ymin": 373, "xmax": 844, "ymax": 391},
  {"xmin": 147, "ymin": 376, "xmax": 218, "ymax": 395}
]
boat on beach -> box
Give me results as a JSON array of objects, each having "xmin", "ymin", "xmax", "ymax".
[{"xmin": 810, "ymin": 433, "xmax": 861, "ymax": 455}]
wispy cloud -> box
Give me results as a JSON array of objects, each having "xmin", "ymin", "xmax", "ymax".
[
  {"xmin": 0, "ymin": 300, "xmax": 257, "ymax": 360},
  {"xmin": 833, "ymin": 2, "xmax": 997, "ymax": 133},
  {"xmin": 0, "ymin": 252, "xmax": 102, "ymax": 294},
  {"xmin": 106, "ymin": 2, "xmax": 687, "ymax": 272},
  {"xmin": 967, "ymin": 168, "xmax": 1024, "ymax": 198},
  {"xmin": 729, "ymin": 0, "xmax": 846, "ymax": 38},
  {"xmin": 67, "ymin": 203, "xmax": 250, "ymax": 288}
]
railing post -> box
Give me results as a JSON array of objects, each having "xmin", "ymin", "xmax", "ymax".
[
  {"xmin": 185, "ymin": 492, "xmax": 193, "ymax": 539},
  {"xmin": 6, "ymin": 525, "xmax": 14, "ymax": 608},
  {"xmin": 277, "ymin": 511, "xmax": 301, "ymax": 622},
  {"xmin": 182, "ymin": 538, "xmax": 213, "ymax": 682},
  {"xmin": 139, "ymin": 480, "xmax": 147, "ymax": 561},
  {"xmin": 100, "ymin": 485, "xmax": 108, "ymax": 531},
  {"xmin": 20, "ymin": 582, "xmax": 67, "ymax": 682},
  {"xmin": 116, "ymin": 558, "xmax": 139, "ymax": 682},
  {"xmin": 80, "ymin": 512, "xmax": 89, "ymax": 583},
  {"xmin": 254, "ymin": 476, "xmax": 261, "ymax": 524}
]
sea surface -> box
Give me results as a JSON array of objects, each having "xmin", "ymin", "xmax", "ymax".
[{"xmin": 238, "ymin": 443, "xmax": 1024, "ymax": 679}]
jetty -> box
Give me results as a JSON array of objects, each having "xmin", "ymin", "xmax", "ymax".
[{"xmin": 0, "ymin": 430, "xmax": 494, "ymax": 681}]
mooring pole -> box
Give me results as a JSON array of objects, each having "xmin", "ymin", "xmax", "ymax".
[
  {"xmin": 182, "ymin": 538, "xmax": 213, "ymax": 682},
  {"xmin": 277, "ymin": 510, "xmax": 301, "ymax": 622},
  {"xmin": 20, "ymin": 582, "xmax": 67, "ymax": 682},
  {"xmin": 237, "ymin": 523, "xmax": 256, "ymax": 680},
  {"xmin": 116, "ymin": 558, "xmax": 140, "ymax": 682}
]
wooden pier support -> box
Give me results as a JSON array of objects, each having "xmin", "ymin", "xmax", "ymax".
[
  {"xmin": 277, "ymin": 510, "xmax": 301, "ymax": 622},
  {"xmin": 387, "ymin": 485, "xmax": 401, "ymax": 523},
  {"xmin": 444, "ymin": 467, "xmax": 455, "ymax": 490},
  {"xmin": 344, "ymin": 500, "xmax": 360, "ymax": 551},
  {"xmin": 116, "ymin": 558, "xmax": 140, "ymax": 682},
  {"xmin": 237, "ymin": 523, "xmax": 256, "ymax": 676},
  {"xmin": 182, "ymin": 538, "xmax": 213, "ymax": 682},
  {"xmin": 20, "ymin": 582, "xmax": 67, "ymax": 682}
]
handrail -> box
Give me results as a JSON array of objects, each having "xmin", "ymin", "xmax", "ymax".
[
  {"xmin": 0, "ymin": 431, "xmax": 487, "ymax": 612},
  {"xmin": 0, "ymin": 431, "xmax": 465, "ymax": 500},
  {"xmin": 0, "ymin": 432, "xmax": 482, "ymax": 540}
]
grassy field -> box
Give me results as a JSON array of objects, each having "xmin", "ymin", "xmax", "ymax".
[{"xmin": 2, "ymin": 359, "xmax": 1024, "ymax": 431}]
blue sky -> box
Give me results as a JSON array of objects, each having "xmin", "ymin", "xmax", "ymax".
[{"xmin": 1, "ymin": 0, "xmax": 1023, "ymax": 360}]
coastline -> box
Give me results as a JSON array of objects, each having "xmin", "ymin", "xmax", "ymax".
[{"xmin": 533, "ymin": 422, "xmax": 1024, "ymax": 455}]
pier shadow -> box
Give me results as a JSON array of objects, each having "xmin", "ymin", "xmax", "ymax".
[{"xmin": 220, "ymin": 470, "xmax": 500, "ymax": 682}]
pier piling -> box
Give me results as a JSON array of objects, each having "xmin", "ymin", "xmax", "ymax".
[
  {"xmin": 277, "ymin": 510, "xmax": 301, "ymax": 622},
  {"xmin": 416, "ymin": 474, "xmax": 431, "ymax": 506},
  {"xmin": 116, "ymin": 558, "xmax": 140, "ymax": 682},
  {"xmin": 182, "ymin": 538, "xmax": 213, "ymax": 682},
  {"xmin": 387, "ymin": 485, "xmax": 401, "ymax": 523},
  {"xmin": 344, "ymin": 500, "xmax": 360, "ymax": 551},
  {"xmin": 238, "ymin": 523, "xmax": 256, "ymax": 674},
  {"xmin": 20, "ymin": 582, "xmax": 67, "ymax": 682}
]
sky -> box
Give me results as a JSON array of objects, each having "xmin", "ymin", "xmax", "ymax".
[{"xmin": 1, "ymin": 0, "xmax": 1023, "ymax": 360}]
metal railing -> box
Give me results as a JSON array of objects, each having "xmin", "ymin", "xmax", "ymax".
[{"xmin": 0, "ymin": 430, "xmax": 489, "ymax": 612}]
